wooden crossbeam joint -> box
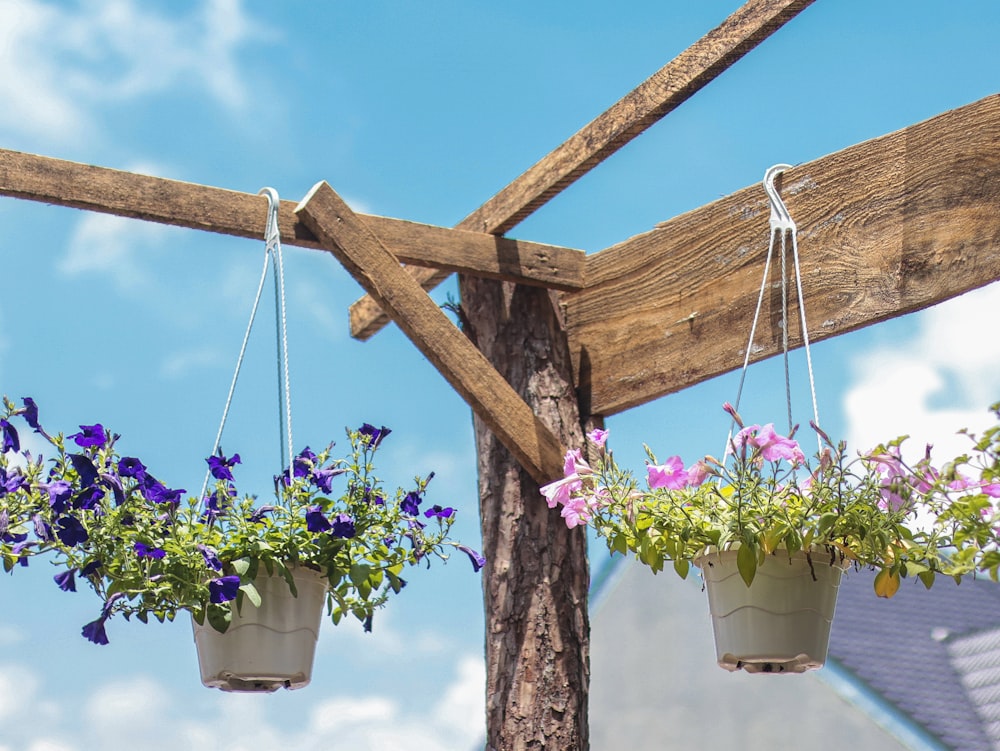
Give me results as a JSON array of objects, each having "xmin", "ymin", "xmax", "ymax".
[{"xmin": 295, "ymin": 181, "xmax": 568, "ymax": 485}]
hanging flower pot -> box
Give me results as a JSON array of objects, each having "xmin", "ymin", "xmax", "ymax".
[
  {"xmin": 693, "ymin": 547, "xmax": 847, "ymax": 674},
  {"xmin": 192, "ymin": 565, "xmax": 328, "ymax": 692}
]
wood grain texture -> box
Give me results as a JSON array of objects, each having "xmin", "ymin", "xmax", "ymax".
[
  {"xmin": 295, "ymin": 181, "xmax": 568, "ymax": 485},
  {"xmin": 348, "ymin": 0, "xmax": 815, "ymax": 340},
  {"xmin": 566, "ymin": 94, "xmax": 1000, "ymax": 416},
  {"xmin": 0, "ymin": 148, "xmax": 583, "ymax": 289}
]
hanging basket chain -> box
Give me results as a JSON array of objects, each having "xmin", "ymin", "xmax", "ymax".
[
  {"xmin": 200, "ymin": 188, "xmax": 294, "ymax": 502},
  {"xmin": 726, "ymin": 164, "xmax": 822, "ymax": 455}
]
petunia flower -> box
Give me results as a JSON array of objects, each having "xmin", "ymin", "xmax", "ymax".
[
  {"xmin": 424, "ymin": 505, "xmax": 455, "ymax": 520},
  {"xmin": 330, "ymin": 513, "xmax": 356, "ymax": 539},
  {"xmin": 21, "ymin": 397, "xmax": 41, "ymax": 431},
  {"xmin": 587, "ymin": 428, "xmax": 609, "ymax": 447},
  {"xmin": 456, "ymin": 543, "xmax": 486, "ymax": 573},
  {"xmin": 69, "ymin": 453, "xmax": 99, "ymax": 489},
  {"xmin": 401, "ymin": 491, "xmax": 422, "ymax": 515},
  {"xmin": 32, "ymin": 514, "xmax": 53, "ymax": 542},
  {"xmin": 0, "ymin": 467, "xmax": 26, "ymax": 496},
  {"xmin": 134, "ymin": 542, "xmax": 166, "ymax": 559},
  {"xmin": 197, "ymin": 544, "xmax": 223, "ymax": 571},
  {"xmin": 647, "ymin": 456, "xmax": 689, "ymax": 490},
  {"xmin": 54, "ymin": 569, "xmax": 77, "ymax": 592},
  {"xmin": 81, "ymin": 618, "xmax": 109, "ymax": 645},
  {"xmin": 0, "ymin": 419, "xmax": 19, "ymax": 453},
  {"xmin": 55, "ymin": 515, "xmax": 88, "ymax": 546},
  {"xmin": 69, "ymin": 424, "xmax": 107, "ymax": 449},
  {"xmin": 358, "ymin": 423, "xmax": 391, "ymax": 449},
  {"xmin": 305, "ymin": 506, "xmax": 332, "ymax": 533},
  {"xmin": 118, "ymin": 457, "xmax": 147, "ymax": 481},
  {"xmin": 686, "ymin": 460, "xmax": 711, "ymax": 488},
  {"xmin": 209, "ymin": 575, "xmax": 241, "ymax": 604},
  {"xmin": 206, "ymin": 452, "xmax": 241, "ymax": 482}
]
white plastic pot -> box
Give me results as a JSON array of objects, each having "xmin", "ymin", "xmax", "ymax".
[
  {"xmin": 192, "ymin": 565, "xmax": 328, "ymax": 692},
  {"xmin": 693, "ymin": 547, "xmax": 847, "ymax": 674}
]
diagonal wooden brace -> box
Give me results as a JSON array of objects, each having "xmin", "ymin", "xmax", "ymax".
[{"xmin": 296, "ymin": 181, "xmax": 568, "ymax": 485}]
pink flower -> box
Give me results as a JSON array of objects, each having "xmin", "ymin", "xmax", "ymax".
[
  {"xmin": 540, "ymin": 476, "xmax": 582, "ymax": 508},
  {"xmin": 561, "ymin": 496, "xmax": 595, "ymax": 528},
  {"xmin": 733, "ymin": 424, "xmax": 805, "ymax": 465},
  {"xmin": 982, "ymin": 483, "xmax": 1000, "ymax": 498},
  {"xmin": 647, "ymin": 456, "xmax": 689, "ymax": 490},
  {"xmin": 541, "ymin": 448, "xmax": 593, "ymax": 509},
  {"xmin": 586, "ymin": 428, "xmax": 609, "ymax": 447},
  {"xmin": 686, "ymin": 460, "xmax": 710, "ymax": 488}
]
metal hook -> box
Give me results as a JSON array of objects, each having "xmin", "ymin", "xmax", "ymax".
[
  {"xmin": 258, "ymin": 187, "xmax": 281, "ymax": 248},
  {"xmin": 763, "ymin": 164, "xmax": 795, "ymax": 233}
]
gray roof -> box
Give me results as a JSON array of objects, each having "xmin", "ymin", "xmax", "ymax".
[{"xmin": 829, "ymin": 568, "xmax": 1000, "ymax": 751}]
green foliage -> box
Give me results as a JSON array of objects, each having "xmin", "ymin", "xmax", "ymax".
[
  {"xmin": 553, "ymin": 405, "xmax": 1000, "ymax": 597},
  {"xmin": 0, "ymin": 396, "xmax": 478, "ymax": 641}
]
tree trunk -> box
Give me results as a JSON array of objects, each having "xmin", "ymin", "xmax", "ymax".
[{"xmin": 458, "ymin": 275, "xmax": 591, "ymax": 750}]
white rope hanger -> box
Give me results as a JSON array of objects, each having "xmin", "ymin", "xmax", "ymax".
[
  {"xmin": 201, "ymin": 188, "xmax": 294, "ymax": 501},
  {"xmin": 727, "ymin": 164, "xmax": 822, "ymax": 455}
]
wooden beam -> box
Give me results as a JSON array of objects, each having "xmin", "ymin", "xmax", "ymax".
[
  {"xmin": 295, "ymin": 181, "xmax": 568, "ymax": 485},
  {"xmin": 0, "ymin": 148, "xmax": 585, "ymax": 290},
  {"xmin": 348, "ymin": 0, "xmax": 816, "ymax": 340},
  {"xmin": 566, "ymin": 94, "xmax": 1000, "ymax": 416}
]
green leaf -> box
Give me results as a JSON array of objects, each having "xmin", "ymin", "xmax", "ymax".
[
  {"xmin": 232, "ymin": 558, "xmax": 251, "ymax": 576},
  {"xmin": 917, "ymin": 570, "xmax": 936, "ymax": 589},
  {"xmin": 350, "ymin": 563, "xmax": 372, "ymax": 589},
  {"xmin": 737, "ymin": 544, "xmax": 757, "ymax": 587},
  {"xmin": 206, "ymin": 604, "xmax": 232, "ymax": 633},
  {"xmin": 673, "ymin": 558, "xmax": 690, "ymax": 579},
  {"xmin": 240, "ymin": 582, "xmax": 261, "ymax": 608}
]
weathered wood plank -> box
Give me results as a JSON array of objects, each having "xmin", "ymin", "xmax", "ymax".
[
  {"xmin": 566, "ymin": 94, "xmax": 1000, "ymax": 416},
  {"xmin": 348, "ymin": 0, "xmax": 816, "ymax": 340},
  {"xmin": 0, "ymin": 148, "xmax": 584, "ymax": 289},
  {"xmin": 295, "ymin": 181, "xmax": 568, "ymax": 485}
]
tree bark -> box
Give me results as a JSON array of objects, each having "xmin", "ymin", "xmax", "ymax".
[{"xmin": 459, "ymin": 274, "xmax": 591, "ymax": 750}]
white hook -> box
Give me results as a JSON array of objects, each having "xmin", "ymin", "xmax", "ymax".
[
  {"xmin": 258, "ymin": 187, "xmax": 281, "ymax": 248},
  {"xmin": 763, "ymin": 164, "xmax": 795, "ymax": 233}
]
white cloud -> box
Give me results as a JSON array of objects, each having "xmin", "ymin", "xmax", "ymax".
[
  {"xmin": 59, "ymin": 211, "xmax": 171, "ymax": 290},
  {"xmin": 844, "ymin": 282, "xmax": 1000, "ymax": 463},
  {"xmin": 160, "ymin": 346, "xmax": 225, "ymax": 380},
  {"xmin": 0, "ymin": 0, "xmax": 265, "ymax": 146},
  {"xmin": 0, "ymin": 648, "xmax": 484, "ymax": 751}
]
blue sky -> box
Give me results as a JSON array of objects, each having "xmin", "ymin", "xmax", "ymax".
[{"xmin": 1, "ymin": 1, "xmax": 999, "ymax": 749}]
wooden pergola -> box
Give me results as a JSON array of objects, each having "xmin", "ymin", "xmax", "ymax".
[{"xmin": 2, "ymin": 0, "xmax": 999, "ymax": 747}]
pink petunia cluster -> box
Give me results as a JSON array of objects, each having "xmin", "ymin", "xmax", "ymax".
[
  {"xmin": 731, "ymin": 423, "xmax": 806, "ymax": 465},
  {"xmin": 540, "ymin": 448, "xmax": 606, "ymax": 528}
]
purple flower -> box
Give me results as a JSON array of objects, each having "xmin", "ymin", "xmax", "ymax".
[
  {"xmin": 401, "ymin": 491, "xmax": 421, "ymax": 515},
  {"xmin": 330, "ymin": 513, "xmax": 356, "ymax": 539},
  {"xmin": 1, "ymin": 419, "xmax": 20, "ymax": 453},
  {"xmin": 81, "ymin": 559, "xmax": 102, "ymax": 577},
  {"xmin": 424, "ymin": 505, "xmax": 454, "ymax": 520},
  {"xmin": 69, "ymin": 453, "xmax": 99, "ymax": 489},
  {"xmin": 118, "ymin": 457, "xmax": 147, "ymax": 481},
  {"xmin": 21, "ymin": 397, "xmax": 41, "ymax": 431},
  {"xmin": 32, "ymin": 514, "xmax": 53, "ymax": 542},
  {"xmin": 207, "ymin": 452, "xmax": 241, "ymax": 481},
  {"xmin": 197, "ymin": 544, "xmax": 222, "ymax": 571},
  {"xmin": 209, "ymin": 575, "xmax": 241, "ymax": 604},
  {"xmin": 75, "ymin": 486, "xmax": 105, "ymax": 511},
  {"xmin": 134, "ymin": 542, "xmax": 166, "ymax": 559},
  {"xmin": 358, "ymin": 423, "xmax": 391, "ymax": 448},
  {"xmin": 54, "ymin": 569, "xmax": 77, "ymax": 592},
  {"xmin": 55, "ymin": 515, "xmax": 88, "ymax": 546},
  {"xmin": 142, "ymin": 478, "xmax": 184, "ymax": 506},
  {"xmin": 0, "ymin": 467, "xmax": 25, "ymax": 496},
  {"xmin": 101, "ymin": 473, "xmax": 125, "ymax": 507},
  {"xmin": 81, "ymin": 618, "xmax": 109, "ymax": 645},
  {"xmin": 363, "ymin": 485, "xmax": 385, "ymax": 505},
  {"xmin": 0, "ymin": 509, "xmax": 8, "ymax": 536},
  {"xmin": 312, "ymin": 467, "xmax": 345, "ymax": 494},
  {"xmin": 457, "ymin": 543, "xmax": 486, "ymax": 573},
  {"xmin": 69, "ymin": 424, "xmax": 107, "ymax": 448},
  {"xmin": 248, "ymin": 505, "xmax": 275, "ymax": 524},
  {"xmin": 293, "ymin": 447, "xmax": 317, "ymax": 478},
  {"xmin": 305, "ymin": 506, "xmax": 332, "ymax": 532},
  {"xmin": 44, "ymin": 480, "xmax": 73, "ymax": 512}
]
